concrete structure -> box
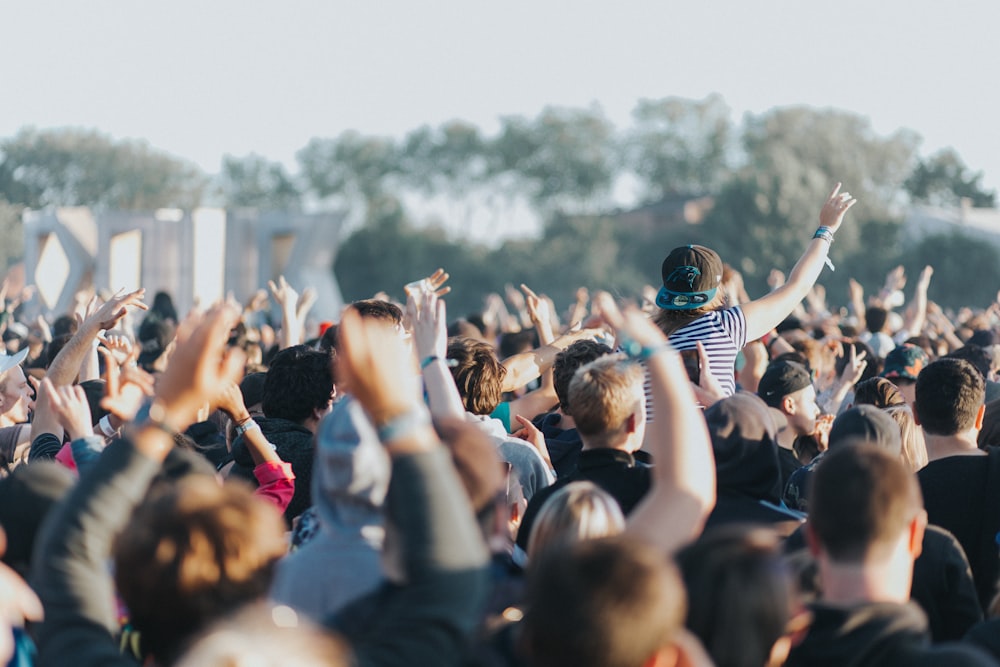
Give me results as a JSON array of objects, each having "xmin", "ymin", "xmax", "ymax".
[
  {"xmin": 903, "ymin": 201, "xmax": 1000, "ymax": 249},
  {"xmin": 23, "ymin": 207, "xmax": 346, "ymax": 320}
]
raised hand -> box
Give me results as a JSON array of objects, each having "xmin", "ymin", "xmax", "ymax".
[
  {"xmin": 45, "ymin": 381, "xmax": 94, "ymax": 441},
  {"xmin": 520, "ymin": 283, "xmax": 554, "ymax": 344},
  {"xmin": 152, "ymin": 304, "xmax": 245, "ymax": 431},
  {"xmin": 408, "ymin": 291, "xmax": 447, "ymax": 360},
  {"xmin": 82, "ymin": 289, "xmax": 148, "ymax": 333},
  {"xmin": 97, "ymin": 332, "xmax": 134, "ymax": 368},
  {"xmin": 213, "ymin": 380, "xmax": 251, "ymax": 424},
  {"xmin": 818, "ymin": 182, "xmax": 857, "ymax": 233},
  {"xmin": 268, "ymin": 276, "xmax": 300, "ymax": 314},
  {"xmin": 98, "ymin": 347, "xmax": 155, "ymax": 423}
]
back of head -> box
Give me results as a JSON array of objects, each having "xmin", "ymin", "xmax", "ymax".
[
  {"xmin": 828, "ymin": 405, "xmax": 902, "ymax": 455},
  {"xmin": 704, "ymin": 393, "xmax": 782, "ymax": 503},
  {"xmin": 945, "ymin": 344, "xmax": 992, "ymax": 382},
  {"xmin": 676, "ymin": 526, "xmax": 791, "ymax": 667},
  {"xmin": 137, "ymin": 317, "xmax": 175, "ymax": 370},
  {"xmin": 447, "ymin": 337, "xmax": 506, "ymax": 415},
  {"xmin": 566, "ymin": 355, "xmax": 643, "ymax": 442},
  {"xmin": 553, "ymin": 340, "xmax": 613, "ymax": 416},
  {"xmin": 884, "ymin": 404, "xmax": 928, "ymax": 472},
  {"xmin": 176, "ymin": 603, "xmax": 348, "ymax": 667},
  {"xmin": 853, "ymin": 377, "xmax": 905, "ymax": 409},
  {"xmin": 526, "ymin": 481, "xmax": 625, "ymax": 562},
  {"xmin": 808, "ymin": 445, "xmax": 923, "ymax": 564},
  {"xmin": 865, "ymin": 306, "xmax": 888, "ymax": 334},
  {"xmin": 914, "ymin": 358, "xmax": 984, "ymax": 436},
  {"xmin": 262, "ymin": 345, "xmax": 334, "ymax": 424},
  {"xmin": 523, "ymin": 536, "xmax": 686, "ymax": 667},
  {"xmin": 347, "ymin": 299, "xmax": 402, "ymax": 328},
  {"xmin": 113, "ymin": 477, "xmax": 288, "ymax": 663}
]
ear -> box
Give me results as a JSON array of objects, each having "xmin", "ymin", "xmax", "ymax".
[
  {"xmin": 625, "ymin": 412, "xmax": 638, "ymax": 435},
  {"xmin": 976, "ymin": 404, "xmax": 986, "ymax": 430},
  {"xmin": 908, "ymin": 510, "xmax": 927, "ymax": 559},
  {"xmin": 804, "ymin": 520, "xmax": 822, "ymax": 557},
  {"xmin": 782, "ymin": 394, "xmax": 796, "ymax": 415},
  {"xmin": 911, "ymin": 403, "xmax": 921, "ymax": 426}
]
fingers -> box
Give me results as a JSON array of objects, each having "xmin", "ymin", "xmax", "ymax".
[
  {"xmin": 592, "ymin": 292, "xmax": 625, "ymax": 330},
  {"xmin": 827, "ymin": 182, "xmax": 842, "ymax": 200}
]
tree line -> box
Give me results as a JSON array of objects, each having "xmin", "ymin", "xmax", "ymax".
[{"xmin": 1, "ymin": 95, "xmax": 996, "ymax": 314}]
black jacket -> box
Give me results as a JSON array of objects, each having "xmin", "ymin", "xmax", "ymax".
[
  {"xmin": 231, "ymin": 416, "xmax": 315, "ymax": 521},
  {"xmin": 786, "ymin": 601, "xmax": 997, "ymax": 667}
]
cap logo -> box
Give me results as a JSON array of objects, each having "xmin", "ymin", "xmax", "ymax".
[{"xmin": 666, "ymin": 266, "xmax": 701, "ymax": 289}]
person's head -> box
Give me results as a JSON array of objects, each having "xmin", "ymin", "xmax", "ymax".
[
  {"xmin": 0, "ymin": 349, "xmax": 31, "ymax": 425},
  {"xmin": 705, "ymin": 393, "xmax": 783, "ymax": 504},
  {"xmin": 346, "ymin": 299, "xmax": 403, "ymax": 329},
  {"xmin": 262, "ymin": 345, "xmax": 335, "ymax": 429},
  {"xmin": 880, "ymin": 344, "xmax": 928, "ymax": 405},
  {"xmin": 757, "ymin": 359, "xmax": 819, "ymax": 436},
  {"xmin": 137, "ymin": 317, "xmax": 176, "ymax": 372},
  {"xmin": 945, "ymin": 344, "xmax": 993, "ymax": 382},
  {"xmin": 567, "ymin": 355, "xmax": 645, "ymax": 450},
  {"xmin": 653, "ymin": 245, "xmax": 725, "ymax": 336},
  {"xmin": 113, "ymin": 477, "xmax": 287, "ymax": 664},
  {"xmin": 828, "ymin": 405, "xmax": 902, "ymax": 456},
  {"xmin": 446, "ymin": 337, "xmax": 506, "ymax": 415},
  {"xmin": 676, "ymin": 526, "xmax": 793, "ymax": 667},
  {"xmin": 498, "ymin": 329, "xmax": 537, "ymax": 360},
  {"xmin": 865, "ymin": 306, "xmax": 889, "ymax": 335},
  {"xmin": 884, "ymin": 404, "xmax": 928, "ymax": 472},
  {"xmin": 553, "ymin": 340, "xmax": 613, "ymax": 417},
  {"xmin": 807, "ymin": 445, "xmax": 925, "ymax": 576},
  {"xmin": 176, "ymin": 604, "xmax": 348, "ymax": 667},
  {"xmin": 527, "ymin": 481, "xmax": 625, "ymax": 562},
  {"xmin": 913, "ymin": 358, "xmax": 985, "ymax": 437},
  {"xmin": 150, "ymin": 290, "xmax": 179, "ymax": 323},
  {"xmin": 522, "ymin": 537, "xmax": 687, "ymax": 667},
  {"xmin": 852, "ymin": 377, "xmax": 905, "ymax": 410}
]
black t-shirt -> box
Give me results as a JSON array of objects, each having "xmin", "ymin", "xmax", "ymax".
[
  {"xmin": 777, "ymin": 446, "xmax": 802, "ymax": 492},
  {"xmin": 918, "ymin": 450, "xmax": 1000, "ymax": 610}
]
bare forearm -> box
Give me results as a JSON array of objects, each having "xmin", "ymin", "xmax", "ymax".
[
  {"xmin": 421, "ymin": 361, "xmax": 466, "ymax": 421},
  {"xmin": 47, "ymin": 323, "xmax": 102, "ymax": 385}
]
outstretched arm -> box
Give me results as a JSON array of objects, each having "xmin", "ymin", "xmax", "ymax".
[
  {"xmin": 741, "ymin": 184, "xmax": 856, "ymax": 342},
  {"xmin": 593, "ymin": 292, "xmax": 716, "ymax": 555}
]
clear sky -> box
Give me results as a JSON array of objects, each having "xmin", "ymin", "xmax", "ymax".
[{"xmin": 4, "ymin": 0, "xmax": 1000, "ymax": 193}]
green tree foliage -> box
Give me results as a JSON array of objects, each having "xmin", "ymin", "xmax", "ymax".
[
  {"xmin": 625, "ymin": 93, "xmax": 733, "ymax": 201},
  {"xmin": 0, "ymin": 128, "xmax": 205, "ymax": 210},
  {"xmin": 218, "ymin": 154, "xmax": 302, "ymax": 210},
  {"xmin": 904, "ymin": 231, "xmax": 1000, "ymax": 308},
  {"xmin": 905, "ymin": 148, "xmax": 996, "ymax": 208},
  {"xmin": 297, "ymin": 131, "xmax": 400, "ymax": 219},
  {"xmin": 489, "ymin": 107, "xmax": 616, "ymax": 213}
]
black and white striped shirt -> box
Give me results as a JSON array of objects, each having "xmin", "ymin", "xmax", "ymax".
[{"xmin": 667, "ymin": 306, "xmax": 748, "ymax": 396}]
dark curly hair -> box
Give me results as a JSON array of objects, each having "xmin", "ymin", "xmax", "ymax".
[
  {"xmin": 262, "ymin": 345, "xmax": 334, "ymax": 424},
  {"xmin": 553, "ymin": 340, "xmax": 613, "ymax": 415}
]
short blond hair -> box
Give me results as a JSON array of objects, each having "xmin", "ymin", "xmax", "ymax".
[
  {"xmin": 567, "ymin": 355, "xmax": 643, "ymax": 442},
  {"xmin": 527, "ymin": 481, "xmax": 625, "ymax": 561}
]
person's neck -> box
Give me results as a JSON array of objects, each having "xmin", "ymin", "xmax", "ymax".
[
  {"xmin": 580, "ymin": 434, "xmax": 633, "ymax": 453},
  {"xmin": 819, "ymin": 558, "xmax": 912, "ymax": 607},
  {"xmin": 924, "ymin": 431, "xmax": 984, "ymax": 462},
  {"xmin": 556, "ymin": 409, "xmax": 577, "ymax": 430},
  {"xmin": 0, "ymin": 413, "xmax": 17, "ymax": 428}
]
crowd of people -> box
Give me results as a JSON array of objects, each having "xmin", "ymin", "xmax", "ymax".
[{"xmin": 1, "ymin": 183, "xmax": 1000, "ymax": 665}]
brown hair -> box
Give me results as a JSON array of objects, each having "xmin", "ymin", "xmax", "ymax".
[
  {"xmin": 113, "ymin": 477, "xmax": 287, "ymax": 663},
  {"xmin": 446, "ymin": 337, "xmax": 506, "ymax": 415},
  {"xmin": 522, "ymin": 537, "xmax": 686, "ymax": 667},
  {"xmin": 808, "ymin": 445, "xmax": 923, "ymax": 564},
  {"xmin": 914, "ymin": 358, "xmax": 985, "ymax": 436}
]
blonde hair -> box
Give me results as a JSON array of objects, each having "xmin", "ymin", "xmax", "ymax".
[
  {"xmin": 527, "ymin": 481, "xmax": 625, "ymax": 561},
  {"xmin": 884, "ymin": 404, "xmax": 928, "ymax": 472},
  {"xmin": 567, "ymin": 356, "xmax": 644, "ymax": 444}
]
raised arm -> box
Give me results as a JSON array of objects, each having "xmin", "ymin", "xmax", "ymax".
[
  {"xmin": 335, "ymin": 306, "xmax": 488, "ymax": 667},
  {"xmin": 408, "ymin": 291, "xmax": 466, "ymax": 421},
  {"xmin": 46, "ymin": 289, "xmax": 147, "ymax": 386},
  {"xmin": 500, "ymin": 327, "xmax": 601, "ymax": 393},
  {"xmin": 32, "ymin": 304, "xmax": 244, "ymax": 667},
  {"xmin": 592, "ymin": 292, "xmax": 716, "ymax": 555},
  {"xmin": 903, "ymin": 266, "xmax": 933, "ymax": 339},
  {"xmin": 741, "ymin": 184, "xmax": 856, "ymax": 342}
]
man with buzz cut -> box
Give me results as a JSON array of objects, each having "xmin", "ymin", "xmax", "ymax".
[{"xmin": 786, "ymin": 445, "xmax": 997, "ymax": 666}]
